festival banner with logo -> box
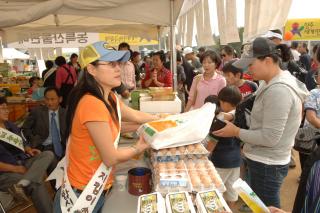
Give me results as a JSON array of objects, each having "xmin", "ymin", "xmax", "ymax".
[{"xmin": 284, "ymin": 18, "xmax": 320, "ymax": 41}]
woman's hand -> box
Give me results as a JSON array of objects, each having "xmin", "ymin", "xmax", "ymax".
[
  {"xmin": 156, "ymin": 113, "xmax": 170, "ymax": 119},
  {"xmin": 152, "ymin": 71, "xmax": 158, "ymax": 82},
  {"xmin": 268, "ymin": 206, "xmax": 289, "ymax": 213},
  {"xmin": 135, "ymin": 136, "xmax": 151, "ymax": 153},
  {"xmin": 212, "ymin": 120, "xmax": 240, "ymax": 137}
]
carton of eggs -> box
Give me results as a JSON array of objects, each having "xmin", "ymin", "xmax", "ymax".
[
  {"xmin": 152, "ymin": 143, "xmax": 209, "ymax": 163},
  {"xmin": 185, "ymin": 159, "xmax": 225, "ymax": 192}
]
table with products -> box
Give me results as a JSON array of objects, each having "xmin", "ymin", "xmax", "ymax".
[{"xmin": 102, "ymin": 136, "xmax": 230, "ymax": 213}]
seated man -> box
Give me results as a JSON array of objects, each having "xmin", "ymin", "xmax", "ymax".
[
  {"xmin": 22, "ymin": 87, "xmax": 66, "ymax": 173},
  {"xmin": 0, "ymin": 97, "xmax": 54, "ymax": 213},
  {"xmin": 142, "ymin": 51, "xmax": 173, "ymax": 88}
]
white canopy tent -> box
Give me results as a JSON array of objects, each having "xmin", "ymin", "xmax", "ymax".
[
  {"xmin": 243, "ymin": 0, "xmax": 292, "ymax": 42},
  {"xmin": 0, "ymin": 0, "xmax": 187, "ymax": 44},
  {"xmin": 0, "ymin": 0, "xmax": 296, "ymax": 46},
  {"xmin": 177, "ymin": 0, "xmax": 293, "ymax": 46},
  {"xmin": 1, "ymin": 15, "xmax": 160, "ymax": 44},
  {"xmin": 0, "ymin": 0, "xmax": 193, "ymax": 89},
  {"xmin": 2, "ymin": 48, "xmax": 29, "ymax": 60}
]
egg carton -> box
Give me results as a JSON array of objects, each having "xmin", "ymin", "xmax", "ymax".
[
  {"xmin": 151, "ymin": 143, "xmax": 209, "ymax": 163},
  {"xmin": 154, "ymin": 181, "xmax": 193, "ymax": 196},
  {"xmin": 166, "ymin": 191, "xmax": 196, "ymax": 213},
  {"xmin": 151, "ymin": 159, "xmax": 226, "ymax": 195},
  {"xmin": 152, "ymin": 161, "xmax": 193, "ymax": 195},
  {"xmin": 153, "ymin": 161, "xmax": 189, "ymax": 186},
  {"xmin": 184, "ymin": 159, "xmax": 226, "ymax": 193},
  {"xmin": 153, "ymin": 172, "xmax": 193, "ymax": 195},
  {"xmin": 196, "ymin": 190, "xmax": 231, "ymax": 213}
]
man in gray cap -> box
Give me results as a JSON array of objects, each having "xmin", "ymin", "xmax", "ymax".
[{"xmin": 212, "ymin": 37, "xmax": 309, "ymax": 208}]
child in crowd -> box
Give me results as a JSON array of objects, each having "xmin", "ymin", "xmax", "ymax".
[
  {"xmin": 27, "ymin": 77, "xmax": 41, "ymax": 96},
  {"xmin": 222, "ymin": 59, "xmax": 257, "ymax": 185},
  {"xmin": 206, "ymin": 85, "xmax": 242, "ymax": 208},
  {"xmin": 222, "ymin": 59, "xmax": 257, "ymax": 97}
]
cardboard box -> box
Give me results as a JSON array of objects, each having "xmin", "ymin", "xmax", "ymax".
[
  {"xmin": 137, "ymin": 192, "xmax": 166, "ymax": 213},
  {"xmin": 165, "ymin": 191, "xmax": 196, "ymax": 213},
  {"xmin": 140, "ymin": 96, "xmax": 181, "ymax": 114},
  {"xmin": 196, "ymin": 190, "xmax": 231, "ymax": 213}
]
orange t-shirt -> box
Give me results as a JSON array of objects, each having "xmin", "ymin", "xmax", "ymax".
[{"xmin": 67, "ymin": 94, "xmax": 120, "ymax": 190}]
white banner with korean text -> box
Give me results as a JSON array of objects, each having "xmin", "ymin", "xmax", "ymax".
[{"xmin": 7, "ymin": 32, "xmax": 99, "ymax": 48}]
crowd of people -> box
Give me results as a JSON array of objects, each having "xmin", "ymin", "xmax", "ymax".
[{"xmin": 0, "ymin": 31, "xmax": 320, "ymax": 213}]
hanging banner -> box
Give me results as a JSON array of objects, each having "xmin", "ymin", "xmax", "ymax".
[
  {"xmin": 8, "ymin": 32, "xmax": 158, "ymax": 49},
  {"xmin": 284, "ymin": 18, "xmax": 320, "ymax": 41},
  {"xmin": 179, "ymin": 0, "xmax": 201, "ymax": 16},
  {"xmin": 7, "ymin": 33, "xmax": 99, "ymax": 48},
  {"xmin": 99, "ymin": 33, "xmax": 158, "ymax": 47}
]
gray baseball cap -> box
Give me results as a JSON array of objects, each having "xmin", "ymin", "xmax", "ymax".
[{"xmin": 234, "ymin": 37, "xmax": 277, "ymax": 69}]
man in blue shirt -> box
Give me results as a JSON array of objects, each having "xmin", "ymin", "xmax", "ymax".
[{"xmin": 22, "ymin": 87, "xmax": 67, "ymax": 174}]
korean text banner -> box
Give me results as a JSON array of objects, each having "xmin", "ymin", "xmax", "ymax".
[
  {"xmin": 99, "ymin": 33, "xmax": 158, "ymax": 47},
  {"xmin": 8, "ymin": 33, "xmax": 99, "ymax": 48},
  {"xmin": 284, "ymin": 18, "xmax": 320, "ymax": 41}
]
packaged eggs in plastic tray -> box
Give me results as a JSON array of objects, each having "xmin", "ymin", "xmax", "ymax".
[
  {"xmin": 153, "ymin": 161, "xmax": 192, "ymax": 194},
  {"xmin": 185, "ymin": 159, "xmax": 226, "ymax": 193},
  {"xmin": 151, "ymin": 143, "xmax": 209, "ymax": 162}
]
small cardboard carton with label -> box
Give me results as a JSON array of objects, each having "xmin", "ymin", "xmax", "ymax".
[
  {"xmin": 196, "ymin": 190, "xmax": 232, "ymax": 213},
  {"xmin": 165, "ymin": 191, "xmax": 196, "ymax": 213},
  {"xmin": 137, "ymin": 192, "xmax": 166, "ymax": 213}
]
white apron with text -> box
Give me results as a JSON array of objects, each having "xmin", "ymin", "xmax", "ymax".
[{"xmin": 47, "ymin": 96, "xmax": 121, "ymax": 212}]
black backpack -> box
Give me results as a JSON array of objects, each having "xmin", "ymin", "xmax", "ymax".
[
  {"xmin": 287, "ymin": 60, "xmax": 308, "ymax": 83},
  {"xmin": 234, "ymin": 93, "xmax": 256, "ymax": 129}
]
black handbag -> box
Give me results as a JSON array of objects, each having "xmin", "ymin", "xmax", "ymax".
[{"xmin": 294, "ymin": 111, "xmax": 319, "ymax": 154}]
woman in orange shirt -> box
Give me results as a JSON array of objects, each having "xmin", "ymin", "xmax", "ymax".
[{"xmin": 53, "ymin": 41, "xmax": 158, "ymax": 213}]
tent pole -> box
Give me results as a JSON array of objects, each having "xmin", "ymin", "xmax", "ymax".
[
  {"xmin": 170, "ymin": 0, "xmax": 177, "ymax": 92},
  {"xmin": 157, "ymin": 25, "xmax": 161, "ymax": 50},
  {"xmin": 0, "ymin": 37, "xmax": 3, "ymax": 62}
]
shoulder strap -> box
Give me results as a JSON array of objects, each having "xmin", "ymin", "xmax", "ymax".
[
  {"xmin": 43, "ymin": 67, "xmax": 56, "ymax": 82},
  {"xmin": 256, "ymin": 81, "xmax": 300, "ymax": 101},
  {"xmin": 300, "ymin": 110, "xmax": 307, "ymax": 127},
  {"xmin": 245, "ymin": 80, "xmax": 258, "ymax": 92},
  {"xmin": 193, "ymin": 74, "xmax": 203, "ymax": 102},
  {"xmin": 62, "ymin": 65, "xmax": 75, "ymax": 84}
]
